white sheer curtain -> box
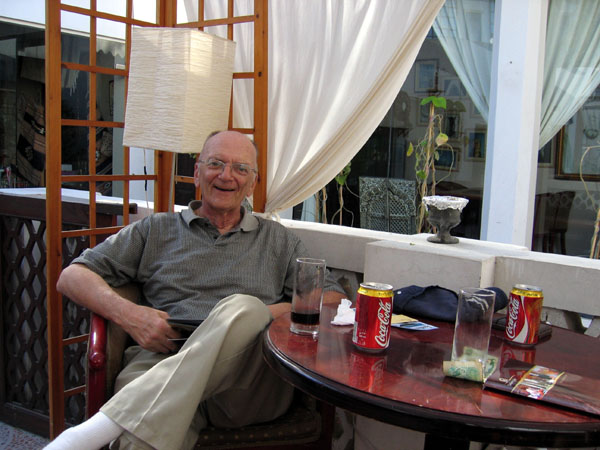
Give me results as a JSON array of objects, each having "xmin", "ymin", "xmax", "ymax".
[
  {"xmin": 180, "ymin": 0, "xmax": 444, "ymax": 214},
  {"xmin": 539, "ymin": 0, "xmax": 600, "ymax": 147},
  {"xmin": 266, "ymin": 0, "xmax": 444, "ymax": 214},
  {"xmin": 432, "ymin": 0, "xmax": 494, "ymax": 122},
  {"xmin": 433, "ymin": 0, "xmax": 600, "ymax": 149}
]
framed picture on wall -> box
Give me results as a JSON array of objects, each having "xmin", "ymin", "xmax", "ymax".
[
  {"xmin": 435, "ymin": 147, "xmax": 459, "ymax": 171},
  {"xmin": 556, "ymin": 124, "xmax": 600, "ymax": 181},
  {"xmin": 537, "ymin": 137, "xmax": 554, "ymax": 167},
  {"xmin": 467, "ymin": 131, "xmax": 486, "ymax": 160},
  {"xmin": 415, "ymin": 59, "xmax": 438, "ymax": 93},
  {"xmin": 444, "ymin": 113, "xmax": 461, "ymax": 140}
]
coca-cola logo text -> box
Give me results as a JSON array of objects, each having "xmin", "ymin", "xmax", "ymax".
[
  {"xmin": 505, "ymin": 297, "xmax": 520, "ymax": 339},
  {"xmin": 375, "ymin": 300, "xmax": 391, "ymax": 347}
]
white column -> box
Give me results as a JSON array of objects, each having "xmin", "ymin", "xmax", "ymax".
[{"xmin": 480, "ymin": 0, "xmax": 548, "ymax": 247}]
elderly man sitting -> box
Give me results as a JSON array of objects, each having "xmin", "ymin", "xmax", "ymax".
[{"xmin": 46, "ymin": 130, "xmax": 346, "ymax": 450}]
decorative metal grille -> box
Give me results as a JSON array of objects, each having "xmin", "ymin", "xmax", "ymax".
[
  {"xmin": 2, "ymin": 217, "xmax": 49, "ymax": 416},
  {"xmin": 1, "ymin": 214, "xmax": 90, "ymax": 431},
  {"xmin": 359, "ymin": 177, "xmax": 416, "ymax": 234}
]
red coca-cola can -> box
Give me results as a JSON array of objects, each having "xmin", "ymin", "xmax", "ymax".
[
  {"xmin": 505, "ymin": 284, "xmax": 544, "ymax": 346},
  {"xmin": 352, "ymin": 282, "xmax": 394, "ymax": 353}
]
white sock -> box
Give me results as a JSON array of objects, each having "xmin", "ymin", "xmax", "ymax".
[{"xmin": 43, "ymin": 412, "xmax": 123, "ymax": 450}]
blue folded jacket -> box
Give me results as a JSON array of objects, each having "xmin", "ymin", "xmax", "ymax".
[{"xmin": 392, "ymin": 285, "xmax": 508, "ymax": 322}]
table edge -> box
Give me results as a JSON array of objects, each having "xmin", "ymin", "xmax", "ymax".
[{"xmin": 262, "ymin": 327, "xmax": 600, "ymax": 447}]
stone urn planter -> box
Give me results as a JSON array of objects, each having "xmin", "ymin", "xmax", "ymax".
[{"xmin": 422, "ymin": 195, "xmax": 469, "ymax": 244}]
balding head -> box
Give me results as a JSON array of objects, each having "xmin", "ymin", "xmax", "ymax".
[{"xmin": 199, "ymin": 131, "xmax": 258, "ymax": 168}]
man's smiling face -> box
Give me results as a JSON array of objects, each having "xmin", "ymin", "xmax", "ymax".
[{"xmin": 193, "ymin": 131, "xmax": 258, "ymax": 215}]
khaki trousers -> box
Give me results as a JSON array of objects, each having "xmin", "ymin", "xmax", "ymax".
[{"xmin": 101, "ymin": 294, "xmax": 294, "ymax": 450}]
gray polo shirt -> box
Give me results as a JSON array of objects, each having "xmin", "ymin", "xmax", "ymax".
[{"xmin": 73, "ymin": 201, "xmax": 344, "ymax": 319}]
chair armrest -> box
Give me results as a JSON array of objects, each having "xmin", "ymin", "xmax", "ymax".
[
  {"xmin": 85, "ymin": 283, "xmax": 141, "ymax": 419},
  {"xmin": 86, "ymin": 313, "xmax": 108, "ymax": 418}
]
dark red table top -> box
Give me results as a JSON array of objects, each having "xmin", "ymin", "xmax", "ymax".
[{"xmin": 263, "ymin": 303, "xmax": 600, "ymax": 447}]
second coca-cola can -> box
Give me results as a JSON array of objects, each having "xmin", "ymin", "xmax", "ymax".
[
  {"xmin": 352, "ymin": 282, "xmax": 394, "ymax": 353},
  {"xmin": 505, "ymin": 284, "xmax": 544, "ymax": 346}
]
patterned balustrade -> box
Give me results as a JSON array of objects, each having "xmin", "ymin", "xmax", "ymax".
[{"xmin": 0, "ymin": 191, "xmax": 134, "ymax": 436}]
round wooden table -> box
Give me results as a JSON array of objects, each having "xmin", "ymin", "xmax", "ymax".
[{"xmin": 263, "ymin": 303, "xmax": 600, "ymax": 448}]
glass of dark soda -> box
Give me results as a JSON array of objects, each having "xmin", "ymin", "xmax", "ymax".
[{"xmin": 290, "ymin": 257, "xmax": 326, "ymax": 336}]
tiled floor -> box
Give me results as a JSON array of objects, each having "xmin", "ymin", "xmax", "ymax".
[{"xmin": 0, "ymin": 421, "xmax": 49, "ymax": 450}]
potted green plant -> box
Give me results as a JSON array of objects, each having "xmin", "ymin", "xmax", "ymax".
[
  {"xmin": 407, "ymin": 95, "xmax": 456, "ymax": 232},
  {"xmin": 331, "ymin": 162, "xmax": 355, "ymax": 226}
]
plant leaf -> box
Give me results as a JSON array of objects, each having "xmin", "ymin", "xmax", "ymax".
[
  {"xmin": 434, "ymin": 151, "xmax": 440, "ymax": 161},
  {"xmin": 416, "ymin": 170, "xmax": 426, "ymax": 180},
  {"xmin": 407, "ymin": 142, "xmax": 414, "ymax": 156},
  {"xmin": 420, "ymin": 97, "xmax": 435, "ymax": 106},
  {"xmin": 435, "ymin": 133, "xmax": 449, "ymax": 146},
  {"xmin": 335, "ymin": 162, "xmax": 351, "ymax": 185},
  {"xmin": 432, "ymin": 97, "xmax": 447, "ymax": 109}
]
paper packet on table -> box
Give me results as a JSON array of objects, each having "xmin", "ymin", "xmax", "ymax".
[
  {"xmin": 391, "ymin": 314, "xmax": 437, "ymax": 331},
  {"xmin": 330, "ymin": 300, "xmax": 439, "ymax": 331}
]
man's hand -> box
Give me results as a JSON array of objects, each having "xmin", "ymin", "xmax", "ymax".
[
  {"xmin": 323, "ymin": 290, "xmax": 346, "ymax": 305},
  {"xmin": 121, "ymin": 304, "xmax": 181, "ymax": 354}
]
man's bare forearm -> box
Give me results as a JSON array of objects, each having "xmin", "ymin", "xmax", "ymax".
[
  {"xmin": 57, "ymin": 264, "xmax": 132, "ymax": 325},
  {"xmin": 267, "ymin": 301, "xmax": 291, "ymax": 319},
  {"xmin": 57, "ymin": 264, "xmax": 179, "ymax": 353}
]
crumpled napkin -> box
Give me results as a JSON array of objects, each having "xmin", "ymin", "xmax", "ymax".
[{"xmin": 331, "ymin": 298, "xmax": 355, "ymax": 325}]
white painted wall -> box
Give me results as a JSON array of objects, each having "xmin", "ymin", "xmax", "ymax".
[{"xmin": 283, "ymin": 218, "xmax": 600, "ymax": 320}]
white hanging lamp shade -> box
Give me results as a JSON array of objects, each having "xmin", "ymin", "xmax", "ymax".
[{"xmin": 123, "ymin": 27, "xmax": 236, "ymax": 154}]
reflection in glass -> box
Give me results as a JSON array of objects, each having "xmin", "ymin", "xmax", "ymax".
[
  {"xmin": 318, "ymin": 24, "xmax": 490, "ymax": 241},
  {"xmin": 536, "ymin": 83, "xmax": 600, "ymax": 257},
  {"xmin": 61, "ymin": 28, "xmax": 89, "ymax": 66},
  {"xmin": 62, "ymin": 126, "xmax": 88, "ymax": 178},
  {"xmin": 0, "ymin": 37, "xmax": 17, "ymax": 182},
  {"xmin": 96, "ymin": 73, "xmax": 118, "ymax": 122},
  {"xmin": 97, "ymin": 36, "xmax": 126, "ymax": 69},
  {"xmin": 61, "ymin": 69, "xmax": 89, "ymax": 120}
]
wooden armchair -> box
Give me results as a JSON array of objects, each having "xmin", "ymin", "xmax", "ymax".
[{"xmin": 85, "ymin": 285, "xmax": 334, "ymax": 449}]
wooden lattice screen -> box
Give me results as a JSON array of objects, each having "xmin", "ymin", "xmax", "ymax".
[{"xmin": 45, "ymin": 0, "xmax": 268, "ymax": 438}]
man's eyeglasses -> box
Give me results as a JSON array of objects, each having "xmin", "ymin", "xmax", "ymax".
[{"xmin": 198, "ymin": 159, "xmax": 258, "ymax": 177}]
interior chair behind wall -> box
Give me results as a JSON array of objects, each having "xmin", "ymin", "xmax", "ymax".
[{"xmin": 532, "ymin": 191, "xmax": 575, "ymax": 254}]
